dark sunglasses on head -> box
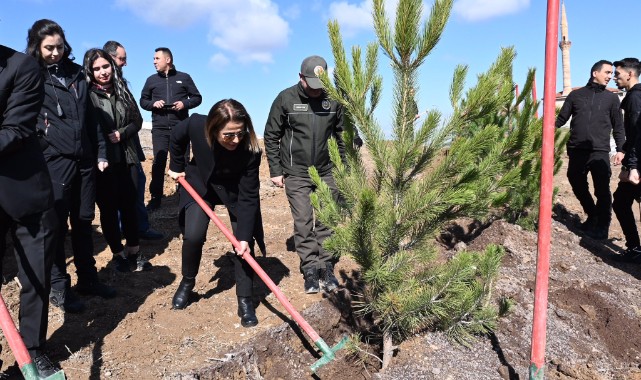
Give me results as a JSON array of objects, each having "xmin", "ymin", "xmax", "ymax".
[{"xmin": 221, "ymin": 130, "xmax": 247, "ymax": 141}]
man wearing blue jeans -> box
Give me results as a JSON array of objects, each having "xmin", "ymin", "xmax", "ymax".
[{"xmin": 104, "ymin": 41, "xmax": 164, "ymax": 240}]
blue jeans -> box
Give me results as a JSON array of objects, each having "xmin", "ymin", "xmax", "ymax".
[{"xmin": 135, "ymin": 163, "xmax": 149, "ymax": 232}]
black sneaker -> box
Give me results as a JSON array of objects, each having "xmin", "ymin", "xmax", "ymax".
[
  {"xmin": 319, "ymin": 262, "xmax": 339, "ymax": 292},
  {"xmin": 303, "ymin": 269, "xmax": 320, "ymax": 294},
  {"xmin": 50, "ymin": 287, "xmax": 85, "ymax": 314},
  {"xmin": 112, "ymin": 252, "xmax": 131, "ymax": 272},
  {"xmin": 139, "ymin": 228, "xmax": 165, "ymax": 240},
  {"xmin": 146, "ymin": 197, "xmax": 161, "ymax": 211},
  {"xmin": 613, "ymin": 246, "xmax": 641, "ymax": 263},
  {"xmin": 130, "ymin": 252, "xmax": 152, "ymax": 272},
  {"xmin": 76, "ymin": 281, "xmax": 117, "ymax": 299},
  {"xmin": 34, "ymin": 354, "xmax": 61, "ymax": 378}
]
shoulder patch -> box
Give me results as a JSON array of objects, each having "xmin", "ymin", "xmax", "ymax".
[{"xmin": 293, "ymin": 104, "xmax": 308, "ymax": 111}]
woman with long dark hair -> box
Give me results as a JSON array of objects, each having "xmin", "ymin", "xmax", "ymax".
[
  {"xmin": 168, "ymin": 99, "xmax": 264, "ymax": 327},
  {"xmin": 27, "ymin": 19, "xmax": 115, "ymax": 314},
  {"xmin": 83, "ymin": 48, "xmax": 151, "ymax": 273}
]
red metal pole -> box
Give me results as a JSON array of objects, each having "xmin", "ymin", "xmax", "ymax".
[
  {"xmin": 530, "ymin": 1, "xmax": 559, "ymax": 379},
  {"xmin": 532, "ymin": 77, "xmax": 539, "ymax": 119}
]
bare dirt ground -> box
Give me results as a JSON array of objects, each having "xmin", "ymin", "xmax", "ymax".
[{"xmin": 2, "ymin": 135, "xmax": 641, "ymax": 379}]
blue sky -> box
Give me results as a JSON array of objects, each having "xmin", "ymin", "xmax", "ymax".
[{"xmin": 2, "ymin": 0, "xmax": 640, "ymax": 136}]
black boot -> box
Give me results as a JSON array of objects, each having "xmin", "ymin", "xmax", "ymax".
[
  {"xmin": 172, "ymin": 278, "xmax": 195, "ymax": 310},
  {"xmin": 237, "ymin": 297, "xmax": 258, "ymax": 328}
]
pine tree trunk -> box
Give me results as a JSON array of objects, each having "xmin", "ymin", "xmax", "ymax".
[{"xmin": 381, "ymin": 331, "xmax": 394, "ymax": 371}]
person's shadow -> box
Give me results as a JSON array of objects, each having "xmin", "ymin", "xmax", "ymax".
[
  {"xmin": 552, "ymin": 203, "xmax": 641, "ymax": 281},
  {"xmin": 0, "ymin": 231, "xmax": 177, "ymax": 379},
  {"xmin": 45, "ymin": 264, "xmax": 176, "ymax": 379},
  {"xmin": 87, "ymin": 188, "xmax": 182, "ymax": 269},
  {"xmin": 198, "ymin": 252, "xmax": 291, "ymax": 310}
]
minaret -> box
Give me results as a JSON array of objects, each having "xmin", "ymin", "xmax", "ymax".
[{"xmin": 559, "ymin": 1, "xmax": 572, "ymax": 95}]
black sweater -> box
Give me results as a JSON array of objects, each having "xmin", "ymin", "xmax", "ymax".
[
  {"xmin": 621, "ymin": 83, "xmax": 641, "ymax": 169},
  {"xmin": 556, "ymin": 80, "xmax": 624, "ymax": 153}
]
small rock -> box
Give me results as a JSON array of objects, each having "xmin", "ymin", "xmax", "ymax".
[
  {"xmin": 454, "ymin": 241, "xmax": 467, "ymax": 251},
  {"xmin": 579, "ymin": 304, "xmax": 597, "ymax": 319}
]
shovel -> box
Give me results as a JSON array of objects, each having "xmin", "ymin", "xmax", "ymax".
[
  {"xmin": 0, "ymin": 292, "xmax": 65, "ymax": 379},
  {"xmin": 177, "ymin": 177, "xmax": 347, "ymax": 373}
]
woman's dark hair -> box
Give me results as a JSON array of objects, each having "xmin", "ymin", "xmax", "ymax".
[
  {"xmin": 83, "ymin": 48, "xmax": 137, "ymax": 113},
  {"xmin": 206, "ymin": 99, "xmax": 260, "ymax": 153},
  {"xmin": 26, "ymin": 19, "xmax": 73, "ymax": 65}
]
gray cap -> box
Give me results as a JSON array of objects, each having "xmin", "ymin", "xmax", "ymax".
[{"xmin": 300, "ymin": 55, "xmax": 327, "ymax": 90}]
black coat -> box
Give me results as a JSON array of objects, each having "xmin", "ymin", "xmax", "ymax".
[
  {"xmin": 36, "ymin": 58, "xmax": 95, "ymax": 161},
  {"xmin": 0, "ymin": 45, "xmax": 53, "ymax": 219},
  {"xmin": 555, "ymin": 80, "xmax": 624, "ymax": 153},
  {"xmin": 169, "ymin": 114, "xmax": 264, "ymax": 247},
  {"xmin": 264, "ymin": 82, "xmax": 345, "ymax": 178},
  {"xmin": 621, "ymin": 83, "xmax": 641, "ymax": 169},
  {"xmin": 139, "ymin": 67, "xmax": 202, "ymax": 130}
]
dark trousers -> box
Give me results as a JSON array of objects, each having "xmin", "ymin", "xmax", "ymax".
[
  {"xmin": 284, "ymin": 173, "xmax": 339, "ymax": 273},
  {"xmin": 45, "ymin": 153, "xmax": 98, "ymax": 289},
  {"xmin": 150, "ymin": 128, "xmax": 189, "ymax": 199},
  {"xmin": 180, "ymin": 201, "xmax": 255, "ymax": 297},
  {"xmin": 96, "ymin": 163, "xmax": 139, "ymax": 253},
  {"xmin": 567, "ymin": 149, "xmax": 612, "ymax": 227},
  {"xmin": 613, "ymin": 181, "xmax": 641, "ymax": 248},
  {"xmin": 0, "ymin": 207, "xmax": 57, "ymax": 358}
]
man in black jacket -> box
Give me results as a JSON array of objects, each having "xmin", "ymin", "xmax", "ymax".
[
  {"xmin": 556, "ymin": 59, "xmax": 624, "ymax": 240},
  {"xmin": 612, "ymin": 58, "xmax": 641, "ymax": 261},
  {"xmin": 0, "ymin": 44, "xmax": 61, "ymax": 377},
  {"xmin": 264, "ymin": 55, "xmax": 344, "ymax": 294},
  {"xmin": 140, "ymin": 47, "xmax": 201, "ymax": 211}
]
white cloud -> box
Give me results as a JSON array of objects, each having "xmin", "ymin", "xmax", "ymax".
[
  {"xmin": 116, "ymin": 0, "xmax": 290, "ymax": 64},
  {"xmin": 208, "ymin": 53, "xmax": 231, "ymax": 71},
  {"xmin": 453, "ymin": 0, "xmax": 530, "ymax": 21},
  {"xmin": 328, "ymin": 0, "xmax": 437, "ymax": 37},
  {"xmin": 328, "ymin": 1, "xmax": 374, "ymax": 37},
  {"xmin": 208, "ymin": 0, "xmax": 289, "ymax": 64},
  {"xmin": 283, "ymin": 4, "xmax": 301, "ymax": 20}
]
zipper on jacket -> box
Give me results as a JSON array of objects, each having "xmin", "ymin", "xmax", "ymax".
[
  {"xmin": 589, "ymin": 92, "xmax": 595, "ymax": 122},
  {"xmin": 166, "ymin": 75, "xmax": 171, "ymax": 124},
  {"xmin": 311, "ymin": 106, "xmax": 317, "ymax": 167},
  {"xmin": 288, "ymin": 127, "xmax": 293, "ymax": 167}
]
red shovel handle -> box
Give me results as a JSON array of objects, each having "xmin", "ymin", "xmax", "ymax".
[
  {"xmin": 0, "ymin": 294, "xmax": 33, "ymax": 367},
  {"xmin": 177, "ymin": 177, "xmax": 321, "ymax": 342}
]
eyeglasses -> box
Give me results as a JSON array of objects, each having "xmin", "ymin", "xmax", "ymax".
[{"xmin": 221, "ymin": 130, "xmax": 247, "ymax": 141}]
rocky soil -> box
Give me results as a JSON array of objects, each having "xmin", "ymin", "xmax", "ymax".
[{"xmin": 1, "ymin": 132, "xmax": 641, "ymax": 379}]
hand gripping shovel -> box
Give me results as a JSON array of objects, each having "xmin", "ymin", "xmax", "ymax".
[
  {"xmin": 0, "ymin": 293, "xmax": 65, "ymax": 379},
  {"xmin": 177, "ymin": 177, "xmax": 347, "ymax": 373}
]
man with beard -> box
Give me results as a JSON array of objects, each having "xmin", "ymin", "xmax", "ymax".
[{"xmin": 611, "ymin": 58, "xmax": 641, "ymax": 261}]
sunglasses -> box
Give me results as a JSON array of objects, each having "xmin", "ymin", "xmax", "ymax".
[{"xmin": 221, "ymin": 130, "xmax": 247, "ymax": 141}]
